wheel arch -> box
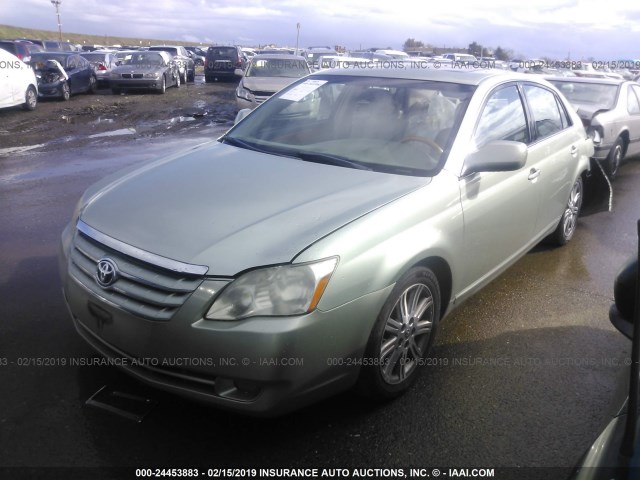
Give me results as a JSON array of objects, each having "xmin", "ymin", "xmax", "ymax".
[
  {"xmin": 409, "ymin": 256, "xmax": 452, "ymax": 320},
  {"xmin": 618, "ymin": 130, "xmax": 630, "ymax": 156}
]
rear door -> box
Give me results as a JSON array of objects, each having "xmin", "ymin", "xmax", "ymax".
[
  {"xmin": 521, "ymin": 83, "xmax": 581, "ymax": 235},
  {"xmin": 626, "ymin": 85, "xmax": 640, "ymax": 157},
  {"xmin": 0, "ymin": 50, "xmax": 15, "ymax": 107}
]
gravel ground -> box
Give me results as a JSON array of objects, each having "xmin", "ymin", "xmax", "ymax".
[{"xmin": 0, "ymin": 71, "xmax": 239, "ymax": 152}]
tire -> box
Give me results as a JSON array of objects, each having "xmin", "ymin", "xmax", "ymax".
[
  {"xmin": 159, "ymin": 75, "xmax": 166, "ymax": 94},
  {"xmin": 22, "ymin": 85, "xmax": 37, "ymax": 111},
  {"xmin": 88, "ymin": 75, "xmax": 97, "ymax": 94},
  {"xmin": 111, "ymin": 88, "xmax": 121, "ymax": 95},
  {"xmin": 205, "ymin": 76, "xmax": 213, "ymax": 83},
  {"xmin": 180, "ymin": 70, "xmax": 187, "ymax": 84},
  {"xmin": 550, "ymin": 176, "xmax": 583, "ymax": 246},
  {"xmin": 356, "ymin": 266, "xmax": 441, "ymax": 400},
  {"xmin": 61, "ymin": 81, "xmax": 70, "ymax": 101},
  {"xmin": 606, "ymin": 137, "xmax": 624, "ymax": 180}
]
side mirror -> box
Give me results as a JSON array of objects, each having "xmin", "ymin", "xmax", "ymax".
[
  {"xmin": 234, "ymin": 108, "xmax": 252, "ymax": 124},
  {"xmin": 234, "ymin": 68, "xmax": 244, "ymax": 77},
  {"xmin": 610, "ymin": 257, "xmax": 638, "ymax": 340},
  {"xmin": 463, "ymin": 140, "xmax": 527, "ymax": 176}
]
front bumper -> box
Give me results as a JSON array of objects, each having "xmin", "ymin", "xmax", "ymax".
[
  {"xmin": 59, "ymin": 223, "xmax": 391, "ymax": 416},
  {"xmin": 37, "ymin": 81, "xmax": 64, "ymax": 98},
  {"xmin": 110, "ymin": 78, "xmax": 164, "ymax": 91},
  {"xmin": 592, "ymin": 142, "xmax": 614, "ymax": 160}
]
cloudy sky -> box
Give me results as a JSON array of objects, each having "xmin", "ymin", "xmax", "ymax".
[{"xmin": 2, "ymin": 0, "xmax": 640, "ymax": 59}]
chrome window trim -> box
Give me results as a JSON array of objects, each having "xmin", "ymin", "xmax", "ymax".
[{"xmin": 76, "ymin": 219, "xmax": 209, "ymax": 276}]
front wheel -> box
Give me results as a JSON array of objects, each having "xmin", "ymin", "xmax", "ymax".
[
  {"xmin": 61, "ymin": 81, "xmax": 70, "ymax": 101},
  {"xmin": 88, "ymin": 75, "xmax": 97, "ymax": 94},
  {"xmin": 550, "ymin": 176, "xmax": 583, "ymax": 246},
  {"xmin": 356, "ymin": 266, "xmax": 441, "ymax": 400},
  {"xmin": 158, "ymin": 75, "xmax": 166, "ymax": 94},
  {"xmin": 23, "ymin": 85, "xmax": 37, "ymax": 111}
]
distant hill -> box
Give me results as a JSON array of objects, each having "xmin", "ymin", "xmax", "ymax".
[{"xmin": 0, "ymin": 24, "xmax": 206, "ymax": 48}]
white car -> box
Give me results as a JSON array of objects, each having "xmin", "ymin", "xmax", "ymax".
[{"xmin": 0, "ymin": 48, "xmax": 38, "ymax": 111}]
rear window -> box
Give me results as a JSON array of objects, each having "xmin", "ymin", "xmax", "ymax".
[
  {"xmin": 149, "ymin": 47, "xmax": 178, "ymax": 56},
  {"xmin": 0, "ymin": 42, "xmax": 17, "ymax": 54},
  {"xmin": 207, "ymin": 47, "xmax": 237, "ymax": 57}
]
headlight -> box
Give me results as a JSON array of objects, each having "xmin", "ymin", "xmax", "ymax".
[
  {"xmin": 236, "ymin": 83, "xmax": 252, "ymax": 102},
  {"xmin": 144, "ymin": 72, "xmax": 160, "ymax": 79},
  {"xmin": 205, "ymin": 257, "xmax": 338, "ymax": 320}
]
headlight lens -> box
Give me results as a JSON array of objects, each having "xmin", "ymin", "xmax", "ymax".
[
  {"xmin": 205, "ymin": 257, "xmax": 338, "ymax": 320},
  {"xmin": 236, "ymin": 83, "xmax": 252, "ymax": 102},
  {"xmin": 144, "ymin": 72, "xmax": 160, "ymax": 78}
]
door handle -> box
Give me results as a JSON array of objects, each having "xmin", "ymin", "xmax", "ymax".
[
  {"xmin": 570, "ymin": 145, "xmax": 578, "ymax": 156},
  {"xmin": 528, "ymin": 168, "xmax": 541, "ymax": 181}
]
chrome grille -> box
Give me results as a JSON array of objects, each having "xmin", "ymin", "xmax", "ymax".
[{"xmin": 69, "ymin": 224, "xmax": 205, "ymax": 321}]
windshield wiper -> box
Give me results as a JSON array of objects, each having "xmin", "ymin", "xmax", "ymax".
[
  {"xmin": 220, "ymin": 136, "xmax": 266, "ymax": 153},
  {"xmin": 295, "ymin": 152, "xmax": 372, "ymax": 171}
]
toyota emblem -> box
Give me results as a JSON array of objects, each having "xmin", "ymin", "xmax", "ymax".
[{"xmin": 96, "ymin": 258, "xmax": 119, "ymax": 288}]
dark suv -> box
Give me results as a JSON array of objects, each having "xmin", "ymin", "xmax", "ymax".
[{"xmin": 204, "ymin": 46, "xmax": 245, "ymax": 82}]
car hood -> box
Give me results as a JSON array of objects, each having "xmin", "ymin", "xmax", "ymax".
[
  {"xmin": 243, "ymin": 76, "xmax": 300, "ymax": 93},
  {"xmin": 80, "ymin": 142, "xmax": 428, "ymax": 276}
]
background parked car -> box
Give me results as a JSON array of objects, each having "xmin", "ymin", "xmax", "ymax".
[
  {"xmin": 0, "ymin": 48, "xmax": 38, "ymax": 111},
  {"xmin": 0, "ymin": 40, "xmax": 38, "ymax": 63},
  {"xmin": 29, "ymin": 52, "xmax": 96, "ymax": 101},
  {"xmin": 235, "ymin": 54, "xmax": 310, "ymax": 109},
  {"xmin": 205, "ymin": 45, "xmax": 246, "ymax": 82},
  {"xmin": 80, "ymin": 50, "xmax": 119, "ymax": 88},
  {"xmin": 109, "ymin": 51, "xmax": 180, "ymax": 94},
  {"xmin": 548, "ymin": 76, "xmax": 640, "ymax": 179},
  {"xmin": 570, "ymin": 227, "xmax": 639, "ymax": 479},
  {"xmin": 148, "ymin": 45, "xmax": 195, "ymax": 83},
  {"xmin": 184, "ymin": 46, "xmax": 206, "ymax": 66}
]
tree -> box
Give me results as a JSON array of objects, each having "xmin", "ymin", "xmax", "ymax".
[
  {"xmin": 404, "ymin": 38, "xmax": 424, "ymax": 49},
  {"xmin": 468, "ymin": 41, "xmax": 483, "ymax": 57},
  {"xmin": 494, "ymin": 46, "xmax": 511, "ymax": 61}
]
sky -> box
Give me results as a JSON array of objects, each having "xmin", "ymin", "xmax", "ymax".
[{"xmin": 2, "ymin": 0, "xmax": 640, "ymax": 60}]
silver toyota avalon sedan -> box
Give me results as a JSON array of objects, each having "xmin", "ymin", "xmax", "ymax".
[{"xmin": 59, "ymin": 66, "xmax": 594, "ymax": 416}]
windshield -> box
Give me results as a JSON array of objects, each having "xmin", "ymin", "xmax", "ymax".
[
  {"xmin": 549, "ymin": 80, "xmax": 619, "ymax": 110},
  {"xmin": 247, "ymin": 58, "xmax": 310, "ymax": 78},
  {"xmin": 124, "ymin": 52, "xmax": 165, "ymax": 66},
  {"xmin": 223, "ymin": 75, "xmax": 474, "ymax": 176}
]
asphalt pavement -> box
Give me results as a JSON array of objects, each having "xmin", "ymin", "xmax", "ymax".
[{"xmin": 0, "ymin": 132, "xmax": 639, "ymax": 480}]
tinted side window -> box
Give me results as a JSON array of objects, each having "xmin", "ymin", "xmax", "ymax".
[
  {"xmin": 627, "ymin": 85, "xmax": 640, "ymax": 115},
  {"xmin": 523, "ymin": 85, "xmax": 564, "ymax": 141},
  {"xmin": 475, "ymin": 85, "xmax": 529, "ymax": 147}
]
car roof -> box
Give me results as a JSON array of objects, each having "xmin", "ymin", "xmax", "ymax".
[
  {"xmin": 30, "ymin": 51, "xmax": 75, "ymax": 57},
  {"xmin": 312, "ymin": 66, "xmax": 525, "ymax": 86},
  {"xmin": 544, "ymin": 75, "xmax": 627, "ymax": 86},
  {"xmin": 251, "ymin": 54, "xmax": 306, "ymax": 60}
]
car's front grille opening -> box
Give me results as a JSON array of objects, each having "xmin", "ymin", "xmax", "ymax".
[{"xmin": 69, "ymin": 230, "xmax": 204, "ymax": 321}]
